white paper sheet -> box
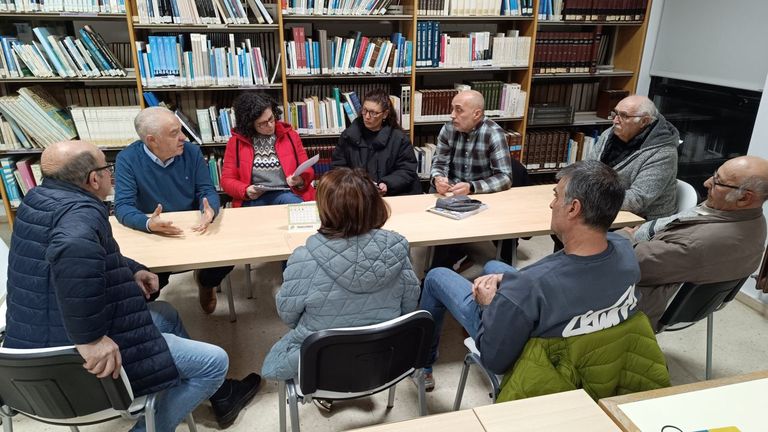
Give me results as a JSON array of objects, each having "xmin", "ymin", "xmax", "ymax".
[
  {"xmin": 292, "ymin": 154, "xmax": 320, "ymax": 178},
  {"xmin": 618, "ymin": 378, "xmax": 768, "ymax": 431}
]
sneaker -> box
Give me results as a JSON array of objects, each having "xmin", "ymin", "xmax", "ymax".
[
  {"xmin": 453, "ymin": 255, "xmax": 474, "ymax": 274},
  {"xmin": 412, "ymin": 371, "xmax": 435, "ymax": 392},
  {"xmin": 194, "ymin": 269, "xmax": 217, "ymax": 314},
  {"xmin": 312, "ymin": 398, "xmax": 333, "ymax": 412},
  {"xmin": 210, "ymin": 373, "xmax": 262, "ymax": 428}
]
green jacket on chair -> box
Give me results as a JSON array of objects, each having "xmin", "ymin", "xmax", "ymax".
[{"xmin": 497, "ymin": 312, "xmax": 670, "ymax": 403}]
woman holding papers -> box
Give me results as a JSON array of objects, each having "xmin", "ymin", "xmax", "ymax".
[
  {"xmin": 261, "ymin": 168, "xmax": 420, "ymax": 409},
  {"xmin": 222, "ymin": 92, "xmax": 315, "ymax": 207},
  {"xmin": 332, "ymin": 89, "xmax": 421, "ymax": 196}
]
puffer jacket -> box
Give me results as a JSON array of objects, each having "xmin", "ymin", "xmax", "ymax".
[
  {"xmin": 221, "ymin": 122, "xmax": 315, "ymax": 207},
  {"xmin": 261, "ymin": 228, "xmax": 420, "ymax": 380},
  {"xmin": 332, "ymin": 118, "xmax": 422, "ymax": 196},
  {"xmin": 586, "ymin": 113, "xmax": 680, "ymax": 220},
  {"xmin": 3, "ymin": 179, "xmax": 179, "ymax": 397},
  {"xmin": 497, "ymin": 312, "xmax": 670, "ymax": 403}
]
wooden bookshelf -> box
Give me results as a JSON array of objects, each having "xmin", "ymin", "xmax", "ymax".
[{"xmin": 0, "ymin": 0, "xmax": 654, "ymax": 227}]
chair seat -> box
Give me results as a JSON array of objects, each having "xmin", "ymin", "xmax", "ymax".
[{"xmin": 16, "ymin": 396, "xmax": 148, "ymax": 426}]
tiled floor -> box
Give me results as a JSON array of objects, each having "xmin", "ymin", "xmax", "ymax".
[{"xmin": 4, "ymin": 233, "xmax": 768, "ymax": 431}]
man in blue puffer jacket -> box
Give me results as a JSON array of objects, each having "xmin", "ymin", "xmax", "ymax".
[{"xmin": 4, "ymin": 141, "xmax": 257, "ymax": 430}]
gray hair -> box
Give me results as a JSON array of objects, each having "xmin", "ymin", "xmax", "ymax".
[
  {"xmin": 726, "ymin": 175, "xmax": 768, "ymax": 203},
  {"xmin": 635, "ymin": 97, "xmax": 659, "ymax": 122},
  {"xmin": 556, "ymin": 160, "xmax": 626, "ymax": 231},
  {"xmin": 42, "ymin": 150, "xmax": 100, "ymax": 185},
  {"xmin": 134, "ymin": 106, "xmax": 174, "ymax": 141}
]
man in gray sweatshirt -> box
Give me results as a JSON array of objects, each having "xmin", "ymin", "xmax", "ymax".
[{"xmin": 584, "ymin": 95, "xmax": 680, "ymax": 220}]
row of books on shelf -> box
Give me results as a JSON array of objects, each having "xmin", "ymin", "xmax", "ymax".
[
  {"xmin": 135, "ymin": 33, "xmax": 280, "ymax": 87},
  {"xmin": 538, "ymin": 0, "xmax": 647, "ymax": 22},
  {"xmin": 419, "ymin": 0, "xmax": 534, "ymax": 16},
  {"xmin": 531, "ymin": 81, "xmax": 600, "ymax": 112},
  {"xmin": 0, "ymin": 0, "xmax": 126, "ymax": 13},
  {"xmin": 413, "ymin": 82, "xmax": 526, "ymax": 121},
  {"xmin": 135, "ymin": 0, "xmax": 275, "ymax": 25},
  {"xmin": 0, "ymin": 157, "xmax": 42, "ymax": 208},
  {"xmin": 285, "ymin": 29, "xmax": 411, "ymax": 76},
  {"xmin": 533, "ymin": 28, "xmax": 604, "ymax": 74},
  {"xmin": 0, "ymin": 26, "xmax": 125, "ymax": 79},
  {"xmin": 304, "ymin": 145, "xmax": 333, "ymax": 177},
  {"xmin": 62, "ymin": 87, "xmax": 140, "ymax": 108},
  {"xmin": 177, "ymin": 106, "xmax": 235, "ymax": 143},
  {"xmin": 281, "ymin": 0, "xmax": 395, "ymax": 16},
  {"xmin": 0, "ymin": 86, "xmax": 77, "ymax": 150},
  {"xmin": 522, "ymin": 129, "xmax": 597, "ymax": 170},
  {"xmin": 416, "ymin": 23, "xmax": 529, "ymax": 68},
  {"xmin": 70, "ymin": 106, "xmax": 140, "ymax": 147}
]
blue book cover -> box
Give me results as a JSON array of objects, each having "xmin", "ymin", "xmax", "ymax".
[
  {"xmin": 78, "ymin": 27, "xmax": 115, "ymax": 74},
  {"xmin": 32, "ymin": 28, "xmax": 66, "ymax": 77},
  {"xmin": 313, "ymin": 41, "xmax": 319, "ymax": 74},
  {"xmin": 143, "ymin": 91, "xmax": 161, "ymax": 106},
  {"xmin": 0, "ymin": 37, "xmax": 18, "ymax": 77}
]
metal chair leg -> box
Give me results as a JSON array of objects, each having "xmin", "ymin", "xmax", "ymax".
[
  {"xmin": 706, "ymin": 312, "xmax": 714, "ymax": 380},
  {"xmin": 386, "ymin": 385, "xmax": 396, "ymax": 408},
  {"xmin": 286, "ymin": 381, "xmax": 301, "ymax": 432},
  {"xmin": 415, "ymin": 369, "xmax": 427, "ymax": 416},
  {"xmin": 225, "ymin": 274, "xmax": 237, "ymax": 322},
  {"xmin": 453, "ymin": 353, "xmax": 473, "ymax": 411},
  {"xmin": 186, "ymin": 412, "xmax": 197, "ymax": 432},
  {"xmin": 279, "ymin": 380, "xmax": 287, "ymax": 432},
  {"xmin": 68, "ymin": 427, "xmax": 79, "ymax": 432},
  {"xmin": 0, "ymin": 406, "xmax": 13, "ymax": 432},
  {"xmin": 145, "ymin": 393, "xmax": 157, "ymax": 432},
  {"xmin": 245, "ymin": 264, "xmax": 253, "ymax": 299}
]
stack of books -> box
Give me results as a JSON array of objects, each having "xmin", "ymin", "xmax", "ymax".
[
  {"xmin": 70, "ymin": 106, "xmax": 141, "ymax": 147},
  {"xmin": 135, "ymin": 0, "xmax": 275, "ymax": 24},
  {"xmin": 0, "ymin": 86, "xmax": 77, "ymax": 149},
  {"xmin": 416, "ymin": 23, "xmax": 530, "ymax": 68},
  {"xmin": 0, "ymin": 0, "xmax": 126, "ymax": 13}
]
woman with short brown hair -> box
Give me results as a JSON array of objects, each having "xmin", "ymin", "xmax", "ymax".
[{"xmin": 262, "ymin": 167, "xmax": 420, "ymax": 399}]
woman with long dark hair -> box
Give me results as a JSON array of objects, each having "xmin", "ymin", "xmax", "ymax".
[
  {"xmin": 332, "ymin": 89, "xmax": 421, "ymax": 196},
  {"xmin": 222, "ymin": 92, "xmax": 315, "ymax": 206}
]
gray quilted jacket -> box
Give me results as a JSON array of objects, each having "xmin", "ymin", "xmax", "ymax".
[
  {"xmin": 261, "ymin": 228, "xmax": 421, "ymax": 380},
  {"xmin": 586, "ymin": 113, "xmax": 679, "ymax": 220}
]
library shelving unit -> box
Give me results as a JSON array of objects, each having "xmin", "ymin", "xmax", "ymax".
[{"xmin": 0, "ymin": 0, "xmax": 653, "ymax": 228}]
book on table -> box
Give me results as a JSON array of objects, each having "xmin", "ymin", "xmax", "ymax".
[{"xmin": 427, "ymin": 203, "xmax": 488, "ymax": 220}]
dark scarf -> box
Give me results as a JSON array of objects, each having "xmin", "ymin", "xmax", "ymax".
[{"xmin": 601, "ymin": 119, "xmax": 658, "ymax": 167}]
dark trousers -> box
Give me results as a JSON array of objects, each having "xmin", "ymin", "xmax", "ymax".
[
  {"xmin": 430, "ymin": 239, "xmax": 518, "ymax": 271},
  {"xmin": 148, "ymin": 266, "xmax": 235, "ymax": 301}
]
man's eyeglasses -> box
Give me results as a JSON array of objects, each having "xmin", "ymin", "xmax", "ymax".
[
  {"xmin": 711, "ymin": 170, "xmax": 742, "ymax": 190},
  {"xmin": 361, "ymin": 108, "xmax": 384, "ymax": 118},
  {"xmin": 256, "ymin": 115, "xmax": 276, "ymax": 128},
  {"xmin": 85, "ymin": 163, "xmax": 114, "ymax": 181},
  {"xmin": 610, "ymin": 110, "xmax": 646, "ymax": 121}
]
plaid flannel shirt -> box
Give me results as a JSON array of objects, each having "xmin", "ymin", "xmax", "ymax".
[{"xmin": 430, "ymin": 117, "xmax": 513, "ymax": 194}]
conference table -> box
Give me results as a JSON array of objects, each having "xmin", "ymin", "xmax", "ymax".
[
  {"xmin": 110, "ymin": 185, "xmax": 643, "ymax": 321},
  {"xmin": 110, "ymin": 184, "xmax": 644, "ymax": 273}
]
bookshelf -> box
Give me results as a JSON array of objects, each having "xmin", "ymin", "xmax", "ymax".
[{"xmin": 0, "ymin": 0, "xmax": 653, "ymax": 227}]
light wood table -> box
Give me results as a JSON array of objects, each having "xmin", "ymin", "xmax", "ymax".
[
  {"xmin": 108, "ymin": 184, "xmax": 643, "ymax": 272},
  {"xmin": 599, "ymin": 370, "xmax": 768, "ymax": 431},
  {"xmin": 345, "ymin": 410, "xmax": 486, "ymax": 432},
  {"xmin": 474, "ymin": 389, "xmax": 621, "ymax": 432}
]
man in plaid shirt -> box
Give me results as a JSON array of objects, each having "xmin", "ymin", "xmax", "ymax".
[{"xmin": 431, "ymin": 90, "xmax": 513, "ymax": 195}]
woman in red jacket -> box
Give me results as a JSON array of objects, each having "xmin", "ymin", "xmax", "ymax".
[{"xmin": 222, "ymin": 92, "xmax": 315, "ymax": 207}]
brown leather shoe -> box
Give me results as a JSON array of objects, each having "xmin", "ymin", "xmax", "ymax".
[{"xmin": 194, "ymin": 270, "xmax": 217, "ymax": 314}]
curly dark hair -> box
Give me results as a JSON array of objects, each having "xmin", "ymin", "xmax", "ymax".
[
  {"xmin": 363, "ymin": 89, "xmax": 400, "ymax": 130},
  {"xmin": 233, "ymin": 92, "xmax": 283, "ymax": 138}
]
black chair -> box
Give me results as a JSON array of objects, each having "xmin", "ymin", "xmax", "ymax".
[
  {"xmin": 278, "ymin": 310, "xmax": 435, "ymax": 432},
  {"xmin": 657, "ymin": 277, "xmax": 748, "ymax": 380},
  {"xmin": 0, "ymin": 345, "xmax": 196, "ymax": 432},
  {"xmin": 452, "ymin": 337, "xmax": 502, "ymax": 411}
]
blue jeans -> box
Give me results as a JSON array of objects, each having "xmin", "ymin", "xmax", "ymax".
[
  {"xmin": 242, "ymin": 190, "xmax": 303, "ymax": 206},
  {"xmin": 420, "ymin": 261, "xmax": 517, "ymax": 372},
  {"xmin": 130, "ymin": 302, "xmax": 229, "ymax": 432}
]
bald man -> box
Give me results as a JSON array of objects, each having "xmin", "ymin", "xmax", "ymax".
[
  {"xmin": 431, "ymin": 90, "xmax": 513, "ymax": 196},
  {"xmin": 4, "ymin": 141, "xmax": 262, "ymax": 430},
  {"xmin": 620, "ymin": 155, "xmax": 768, "ymax": 329},
  {"xmin": 114, "ymin": 106, "xmax": 231, "ymax": 313},
  {"xmin": 584, "ymin": 95, "xmax": 680, "ymax": 220}
]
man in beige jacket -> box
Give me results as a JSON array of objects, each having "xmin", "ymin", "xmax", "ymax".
[{"xmin": 621, "ymin": 155, "xmax": 768, "ymax": 330}]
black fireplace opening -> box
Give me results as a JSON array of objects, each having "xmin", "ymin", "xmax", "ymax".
[{"xmin": 649, "ymin": 76, "xmax": 762, "ymax": 199}]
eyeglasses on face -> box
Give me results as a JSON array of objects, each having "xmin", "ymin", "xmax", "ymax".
[
  {"xmin": 256, "ymin": 115, "xmax": 276, "ymax": 128},
  {"xmin": 85, "ymin": 163, "xmax": 114, "ymax": 181},
  {"xmin": 610, "ymin": 109, "xmax": 646, "ymax": 121},
  {"xmin": 361, "ymin": 108, "xmax": 384, "ymax": 118},
  {"xmin": 711, "ymin": 170, "xmax": 742, "ymax": 190}
]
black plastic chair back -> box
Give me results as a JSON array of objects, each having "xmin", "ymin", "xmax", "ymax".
[
  {"xmin": 297, "ymin": 311, "xmax": 434, "ymax": 397},
  {"xmin": 658, "ymin": 278, "xmax": 748, "ymax": 329},
  {"xmin": 0, "ymin": 347, "xmax": 133, "ymax": 419},
  {"xmin": 510, "ymin": 158, "xmax": 530, "ymax": 187}
]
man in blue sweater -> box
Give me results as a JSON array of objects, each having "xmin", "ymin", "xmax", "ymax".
[{"xmin": 115, "ymin": 107, "xmax": 232, "ymax": 314}]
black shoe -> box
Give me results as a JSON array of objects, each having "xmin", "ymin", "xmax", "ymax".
[{"xmin": 210, "ymin": 373, "xmax": 262, "ymax": 428}]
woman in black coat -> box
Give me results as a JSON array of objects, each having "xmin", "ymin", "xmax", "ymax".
[{"xmin": 331, "ymin": 89, "xmax": 421, "ymax": 196}]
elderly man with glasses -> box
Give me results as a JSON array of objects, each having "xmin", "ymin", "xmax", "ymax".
[
  {"xmin": 619, "ymin": 155, "xmax": 768, "ymax": 330},
  {"xmin": 584, "ymin": 94, "xmax": 680, "ymax": 220}
]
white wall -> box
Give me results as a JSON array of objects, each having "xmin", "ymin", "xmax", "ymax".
[{"xmin": 635, "ymin": 0, "xmax": 664, "ymax": 96}]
